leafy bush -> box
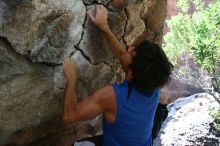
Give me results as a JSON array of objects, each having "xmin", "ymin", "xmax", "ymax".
[
  {"xmin": 163, "ymin": 0, "xmax": 220, "ymax": 92},
  {"xmin": 209, "ymin": 107, "xmax": 220, "ymax": 131}
]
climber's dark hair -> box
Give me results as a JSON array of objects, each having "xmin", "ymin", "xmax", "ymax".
[{"xmin": 127, "ymin": 40, "xmax": 173, "ymax": 97}]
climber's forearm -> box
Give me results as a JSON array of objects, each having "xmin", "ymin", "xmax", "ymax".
[
  {"xmin": 102, "ymin": 27, "xmax": 126, "ymax": 59},
  {"xmin": 87, "ymin": 5, "xmax": 126, "ymax": 59},
  {"xmin": 63, "ymin": 81, "xmax": 77, "ymax": 123}
]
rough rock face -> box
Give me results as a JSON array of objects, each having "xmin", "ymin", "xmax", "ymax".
[
  {"xmin": 161, "ymin": 77, "xmax": 205, "ymax": 103},
  {"xmin": 154, "ymin": 93, "xmax": 220, "ymax": 146},
  {"xmin": 0, "ymin": 0, "xmax": 168, "ymax": 145}
]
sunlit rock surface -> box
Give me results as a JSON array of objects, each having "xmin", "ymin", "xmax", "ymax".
[{"xmin": 154, "ymin": 93, "xmax": 220, "ymax": 146}]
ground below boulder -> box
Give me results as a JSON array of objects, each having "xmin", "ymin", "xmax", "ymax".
[{"xmin": 154, "ymin": 93, "xmax": 220, "ymax": 146}]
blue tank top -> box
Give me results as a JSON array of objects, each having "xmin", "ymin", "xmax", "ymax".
[{"xmin": 103, "ymin": 80, "xmax": 160, "ymax": 146}]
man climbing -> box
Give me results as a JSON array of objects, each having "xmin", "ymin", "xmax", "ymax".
[{"xmin": 63, "ymin": 5, "xmax": 173, "ymax": 146}]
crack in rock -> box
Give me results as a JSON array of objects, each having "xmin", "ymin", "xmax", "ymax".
[
  {"xmin": 73, "ymin": 2, "xmax": 116, "ymax": 71},
  {"xmin": 0, "ymin": 0, "xmax": 86, "ymax": 65},
  {"xmin": 122, "ymin": 8, "xmax": 128, "ymax": 47},
  {"xmin": 1, "ymin": 36, "xmax": 62, "ymax": 67},
  {"xmin": 83, "ymin": 0, "xmax": 112, "ymax": 7},
  {"xmin": 74, "ymin": 45, "xmax": 92, "ymax": 64},
  {"xmin": 74, "ymin": 45, "xmax": 113, "ymax": 71}
]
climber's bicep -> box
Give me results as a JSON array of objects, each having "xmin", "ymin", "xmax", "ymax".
[
  {"xmin": 69, "ymin": 86, "xmax": 113, "ymax": 123},
  {"xmin": 64, "ymin": 85, "xmax": 114, "ymax": 123},
  {"xmin": 72, "ymin": 94, "xmax": 104, "ymax": 122}
]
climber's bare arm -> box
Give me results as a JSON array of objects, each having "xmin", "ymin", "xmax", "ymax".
[
  {"xmin": 63, "ymin": 59, "xmax": 78, "ymax": 123},
  {"xmin": 87, "ymin": 5, "xmax": 126, "ymax": 60},
  {"xmin": 63, "ymin": 59, "xmax": 115, "ymax": 123},
  {"xmin": 64, "ymin": 85, "xmax": 115, "ymax": 124}
]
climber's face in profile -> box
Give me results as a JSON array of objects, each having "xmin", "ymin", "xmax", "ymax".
[{"xmin": 121, "ymin": 46, "xmax": 136, "ymax": 72}]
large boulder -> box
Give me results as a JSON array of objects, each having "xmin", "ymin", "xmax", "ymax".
[
  {"xmin": 0, "ymin": 0, "xmax": 168, "ymax": 145},
  {"xmin": 161, "ymin": 77, "xmax": 205, "ymax": 103},
  {"xmin": 1, "ymin": 0, "xmax": 208, "ymax": 145}
]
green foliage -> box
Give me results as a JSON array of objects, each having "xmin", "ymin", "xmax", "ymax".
[
  {"xmin": 193, "ymin": 2, "xmax": 219, "ymax": 67},
  {"xmin": 177, "ymin": 0, "xmax": 203, "ymax": 12},
  {"xmin": 209, "ymin": 107, "xmax": 220, "ymax": 131},
  {"xmin": 164, "ymin": 0, "xmax": 220, "ymax": 92},
  {"xmin": 163, "ymin": 14, "xmax": 192, "ymax": 63}
]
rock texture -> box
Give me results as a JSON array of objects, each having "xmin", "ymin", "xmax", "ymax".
[
  {"xmin": 0, "ymin": 0, "xmax": 169, "ymax": 145},
  {"xmin": 161, "ymin": 77, "xmax": 205, "ymax": 103},
  {"xmin": 154, "ymin": 93, "xmax": 220, "ymax": 146}
]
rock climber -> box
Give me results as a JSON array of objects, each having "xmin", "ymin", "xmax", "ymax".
[{"xmin": 63, "ymin": 4, "xmax": 173, "ymax": 146}]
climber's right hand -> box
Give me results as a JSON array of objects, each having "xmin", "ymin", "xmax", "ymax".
[{"xmin": 87, "ymin": 5, "xmax": 110, "ymax": 32}]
